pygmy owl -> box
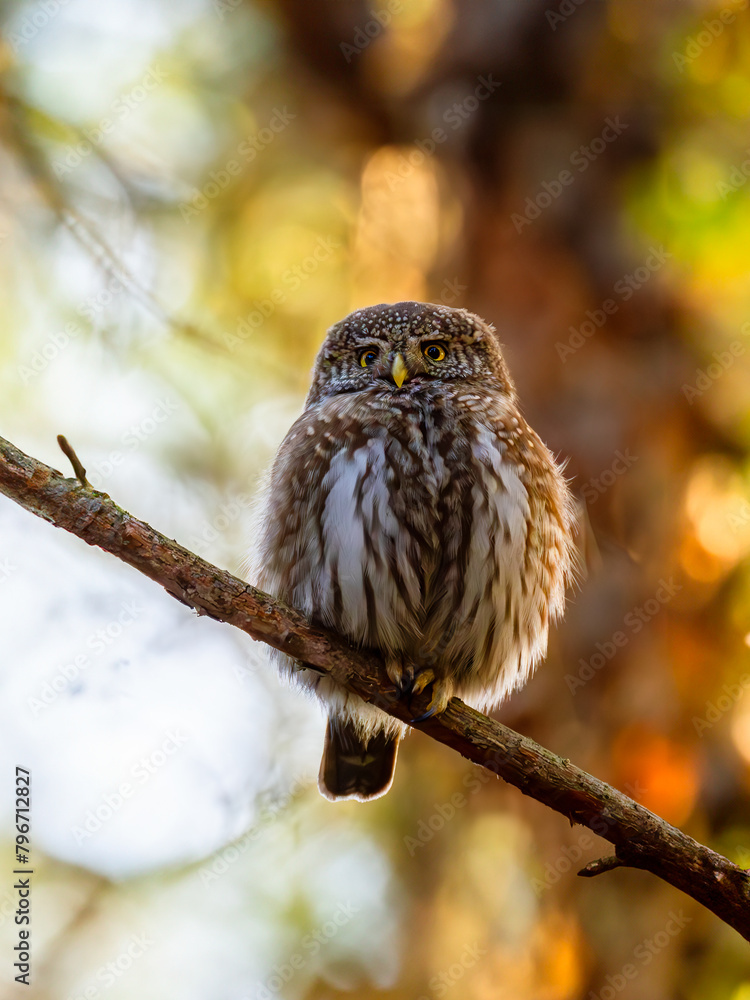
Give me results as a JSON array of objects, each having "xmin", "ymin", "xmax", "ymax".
[{"xmin": 253, "ymin": 302, "xmax": 577, "ymax": 801}]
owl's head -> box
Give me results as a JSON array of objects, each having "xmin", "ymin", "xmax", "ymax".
[{"xmin": 306, "ymin": 301, "xmax": 516, "ymax": 406}]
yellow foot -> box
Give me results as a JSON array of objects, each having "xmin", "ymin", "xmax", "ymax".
[
  {"xmin": 385, "ymin": 659, "xmax": 454, "ymax": 721},
  {"xmin": 410, "ymin": 668, "xmax": 435, "ymax": 696},
  {"xmin": 410, "ymin": 673, "xmax": 454, "ymax": 723}
]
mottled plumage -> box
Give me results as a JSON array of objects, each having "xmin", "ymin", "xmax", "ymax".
[{"xmin": 253, "ymin": 301, "xmax": 577, "ymax": 801}]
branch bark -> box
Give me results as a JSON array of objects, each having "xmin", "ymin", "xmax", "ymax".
[{"xmin": 1, "ymin": 433, "xmax": 749, "ymax": 940}]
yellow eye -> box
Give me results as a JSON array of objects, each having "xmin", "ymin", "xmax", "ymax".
[
  {"xmin": 360, "ymin": 348, "xmax": 378, "ymax": 367},
  {"xmin": 423, "ymin": 342, "xmax": 446, "ymax": 361}
]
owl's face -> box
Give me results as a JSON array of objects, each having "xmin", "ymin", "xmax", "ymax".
[{"xmin": 306, "ymin": 302, "xmax": 516, "ymax": 406}]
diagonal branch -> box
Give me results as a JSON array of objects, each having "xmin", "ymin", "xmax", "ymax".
[{"xmin": 1, "ymin": 433, "xmax": 749, "ymax": 941}]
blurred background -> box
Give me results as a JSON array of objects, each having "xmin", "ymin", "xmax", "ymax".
[{"xmin": 0, "ymin": 0, "xmax": 749, "ymax": 996}]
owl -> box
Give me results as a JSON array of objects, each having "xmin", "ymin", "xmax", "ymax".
[{"xmin": 253, "ymin": 301, "xmax": 578, "ymax": 801}]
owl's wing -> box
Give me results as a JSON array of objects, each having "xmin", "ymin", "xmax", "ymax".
[{"xmin": 252, "ymin": 405, "xmax": 329, "ymax": 612}]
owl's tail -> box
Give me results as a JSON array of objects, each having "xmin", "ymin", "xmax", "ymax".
[{"xmin": 318, "ymin": 717, "xmax": 401, "ymax": 802}]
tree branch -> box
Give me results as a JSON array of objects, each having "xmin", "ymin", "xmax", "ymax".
[{"xmin": 1, "ymin": 433, "xmax": 749, "ymax": 941}]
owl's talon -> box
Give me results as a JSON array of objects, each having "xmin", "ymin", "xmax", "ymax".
[
  {"xmin": 409, "ymin": 675, "xmax": 453, "ymax": 724},
  {"xmin": 395, "ymin": 673, "xmax": 413, "ymax": 696},
  {"xmin": 410, "ymin": 706, "xmax": 439, "ymax": 724},
  {"xmin": 386, "ymin": 657, "xmax": 413, "ymax": 693},
  {"xmin": 409, "ymin": 669, "xmax": 435, "ymax": 696}
]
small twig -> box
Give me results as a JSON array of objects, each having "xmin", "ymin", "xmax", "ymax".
[
  {"xmin": 579, "ymin": 855, "xmax": 627, "ymax": 878},
  {"xmin": 57, "ymin": 434, "xmax": 88, "ymax": 486}
]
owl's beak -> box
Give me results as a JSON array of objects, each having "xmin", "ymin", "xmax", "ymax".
[{"xmin": 390, "ymin": 353, "xmax": 408, "ymax": 389}]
